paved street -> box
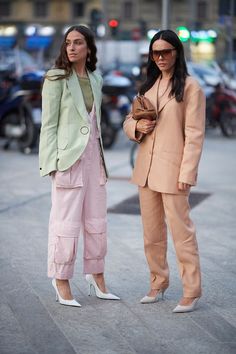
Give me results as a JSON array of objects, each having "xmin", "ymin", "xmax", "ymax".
[{"xmin": 0, "ymin": 128, "xmax": 236, "ymax": 354}]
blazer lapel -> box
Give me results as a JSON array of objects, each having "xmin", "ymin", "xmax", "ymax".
[
  {"xmin": 87, "ymin": 71, "xmax": 101, "ymax": 121},
  {"xmin": 67, "ymin": 69, "xmax": 88, "ymax": 121},
  {"xmin": 154, "ymin": 77, "xmax": 175, "ymax": 113},
  {"xmin": 158, "ymin": 87, "xmax": 176, "ymax": 113}
]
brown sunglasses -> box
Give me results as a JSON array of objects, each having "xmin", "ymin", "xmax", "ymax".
[{"xmin": 151, "ymin": 48, "xmax": 176, "ymax": 60}]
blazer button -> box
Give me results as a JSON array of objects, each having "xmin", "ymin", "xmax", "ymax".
[{"xmin": 80, "ymin": 126, "xmax": 89, "ymax": 135}]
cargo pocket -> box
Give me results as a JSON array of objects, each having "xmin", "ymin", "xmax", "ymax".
[
  {"xmin": 84, "ymin": 218, "xmax": 107, "ymax": 260},
  {"xmin": 55, "ymin": 159, "xmax": 83, "ymax": 188},
  {"xmin": 54, "ymin": 222, "xmax": 80, "ymax": 265}
]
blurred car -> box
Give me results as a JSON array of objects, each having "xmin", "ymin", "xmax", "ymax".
[
  {"xmin": 0, "ymin": 48, "xmax": 42, "ymax": 76},
  {"xmin": 0, "ymin": 49, "xmax": 44, "ymax": 151},
  {"xmin": 187, "ymin": 61, "xmax": 236, "ymax": 92},
  {"xmin": 102, "ymin": 61, "xmax": 140, "ymax": 82},
  {"xmin": 207, "ymin": 60, "xmax": 236, "ymax": 90},
  {"xmin": 187, "ymin": 62, "xmax": 216, "ymax": 98}
]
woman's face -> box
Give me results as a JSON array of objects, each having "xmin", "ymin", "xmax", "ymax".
[
  {"xmin": 151, "ymin": 39, "xmax": 177, "ymax": 74},
  {"xmin": 65, "ymin": 30, "xmax": 89, "ymax": 64}
]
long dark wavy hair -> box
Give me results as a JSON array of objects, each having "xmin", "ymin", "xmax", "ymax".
[
  {"xmin": 48, "ymin": 25, "xmax": 97, "ymax": 80},
  {"xmin": 140, "ymin": 29, "xmax": 188, "ymax": 102}
]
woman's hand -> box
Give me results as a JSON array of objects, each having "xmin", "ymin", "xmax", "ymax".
[
  {"xmin": 178, "ymin": 182, "xmax": 191, "ymax": 191},
  {"xmin": 136, "ymin": 119, "xmax": 156, "ymax": 134}
]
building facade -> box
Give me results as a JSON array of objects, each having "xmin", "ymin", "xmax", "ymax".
[{"xmin": 0, "ymin": 0, "xmax": 235, "ymax": 65}]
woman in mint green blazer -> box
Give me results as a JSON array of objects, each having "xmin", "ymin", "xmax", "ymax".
[{"xmin": 39, "ymin": 25, "xmax": 120, "ymax": 307}]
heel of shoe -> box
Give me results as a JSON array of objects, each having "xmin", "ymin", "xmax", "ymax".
[{"xmin": 88, "ymin": 284, "xmax": 93, "ymax": 296}]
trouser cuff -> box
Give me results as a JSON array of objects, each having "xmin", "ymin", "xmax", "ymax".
[
  {"xmin": 183, "ymin": 290, "xmax": 202, "ymax": 298},
  {"xmin": 48, "ymin": 263, "xmax": 74, "ymax": 279},
  {"xmin": 83, "ymin": 258, "xmax": 105, "ymax": 274}
]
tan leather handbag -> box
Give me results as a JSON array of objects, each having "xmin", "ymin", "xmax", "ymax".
[{"xmin": 132, "ymin": 95, "xmax": 157, "ymax": 121}]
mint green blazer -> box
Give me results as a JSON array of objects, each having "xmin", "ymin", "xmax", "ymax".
[{"xmin": 39, "ymin": 68, "xmax": 106, "ymax": 177}]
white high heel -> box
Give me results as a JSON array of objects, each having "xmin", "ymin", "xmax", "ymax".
[
  {"xmin": 52, "ymin": 279, "xmax": 81, "ymax": 307},
  {"xmin": 173, "ymin": 297, "xmax": 200, "ymax": 313},
  {"xmin": 85, "ymin": 274, "xmax": 120, "ymax": 300},
  {"xmin": 140, "ymin": 289, "xmax": 166, "ymax": 304}
]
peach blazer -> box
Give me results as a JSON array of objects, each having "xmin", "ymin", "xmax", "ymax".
[{"xmin": 123, "ymin": 76, "xmax": 206, "ymax": 195}]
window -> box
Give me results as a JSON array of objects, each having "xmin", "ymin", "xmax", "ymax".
[
  {"xmin": 197, "ymin": 1, "xmax": 208, "ymax": 20},
  {"xmin": 0, "ymin": 1, "xmax": 11, "ymax": 16},
  {"xmin": 73, "ymin": 2, "xmax": 85, "ymax": 17},
  {"xmin": 123, "ymin": 1, "xmax": 133, "ymax": 20},
  {"xmin": 34, "ymin": 1, "xmax": 48, "ymax": 18}
]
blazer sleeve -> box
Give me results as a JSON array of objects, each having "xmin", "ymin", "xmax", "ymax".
[
  {"xmin": 93, "ymin": 70, "xmax": 103, "ymax": 89},
  {"xmin": 178, "ymin": 88, "xmax": 206, "ymax": 186},
  {"xmin": 123, "ymin": 112, "xmax": 143, "ymax": 143},
  {"xmin": 39, "ymin": 76, "xmax": 62, "ymax": 177}
]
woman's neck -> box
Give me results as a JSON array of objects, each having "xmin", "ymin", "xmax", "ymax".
[
  {"xmin": 73, "ymin": 63, "xmax": 87, "ymax": 77},
  {"xmin": 160, "ymin": 69, "xmax": 174, "ymax": 80}
]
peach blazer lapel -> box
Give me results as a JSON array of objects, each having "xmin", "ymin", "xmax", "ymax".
[
  {"xmin": 158, "ymin": 94, "xmax": 175, "ymax": 113},
  {"xmin": 155, "ymin": 77, "xmax": 175, "ymax": 113}
]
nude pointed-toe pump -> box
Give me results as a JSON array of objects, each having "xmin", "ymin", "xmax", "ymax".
[
  {"xmin": 140, "ymin": 289, "xmax": 166, "ymax": 304},
  {"xmin": 173, "ymin": 297, "xmax": 200, "ymax": 313}
]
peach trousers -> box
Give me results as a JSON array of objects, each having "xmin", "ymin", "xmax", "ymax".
[
  {"xmin": 48, "ymin": 106, "xmax": 107, "ymax": 279},
  {"xmin": 139, "ymin": 185, "xmax": 202, "ymax": 298}
]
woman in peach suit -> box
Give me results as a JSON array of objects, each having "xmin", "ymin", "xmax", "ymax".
[{"xmin": 123, "ymin": 30, "xmax": 205, "ymax": 313}]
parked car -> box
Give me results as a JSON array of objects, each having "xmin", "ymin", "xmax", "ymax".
[
  {"xmin": 187, "ymin": 62, "xmax": 219, "ymax": 97},
  {"xmin": 187, "ymin": 61, "xmax": 236, "ymax": 92}
]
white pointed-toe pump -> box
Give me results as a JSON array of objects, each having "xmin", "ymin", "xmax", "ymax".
[
  {"xmin": 52, "ymin": 279, "xmax": 81, "ymax": 307},
  {"xmin": 85, "ymin": 274, "xmax": 120, "ymax": 300}
]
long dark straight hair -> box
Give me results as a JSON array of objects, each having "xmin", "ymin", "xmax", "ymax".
[
  {"xmin": 140, "ymin": 29, "xmax": 188, "ymax": 102},
  {"xmin": 47, "ymin": 25, "xmax": 97, "ymax": 80}
]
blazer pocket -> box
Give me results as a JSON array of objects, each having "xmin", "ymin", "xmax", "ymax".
[
  {"xmin": 57, "ymin": 136, "xmax": 68, "ymax": 150},
  {"xmin": 160, "ymin": 151, "xmax": 183, "ymax": 167}
]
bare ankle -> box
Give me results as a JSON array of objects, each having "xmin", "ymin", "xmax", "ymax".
[
  {"xmin": 92, "ymin": 274, "xmax": 106, "ymax": 293},
  {"xmin": 55, "ymin": 279, "xmax": 73, "ymax": 300},
  {"xmin": 93, "ymin": 273, "xmax": 104, "ymax": 279},
  {"xmin": 179, "ymin": 297, "xmax": 198, "ymax": 306}
]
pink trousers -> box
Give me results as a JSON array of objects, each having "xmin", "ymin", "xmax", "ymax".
[{"xmin": 48, "ymin": 108, "xmax": 107, "ymax": 279}]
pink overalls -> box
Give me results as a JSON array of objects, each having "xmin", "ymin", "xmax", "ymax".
[{"xmin": 48, "ymin": 105, "xmax": 107, "ymax": 279}]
